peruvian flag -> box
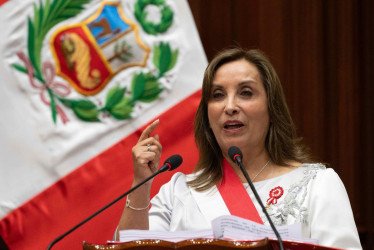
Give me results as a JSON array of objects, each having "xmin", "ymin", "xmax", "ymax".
[{"xmin": 0, "ymin": 0, "xmax": 207, "ymax": 249}]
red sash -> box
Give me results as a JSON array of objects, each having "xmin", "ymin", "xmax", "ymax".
[{"xmin": 217, "ymin": 158, "xmax": 263, "ymax": 224}]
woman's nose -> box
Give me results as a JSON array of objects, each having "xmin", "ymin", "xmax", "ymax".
[{"xmin": 224, "ymin": 97, "xmax": 238, "ymax": 115}]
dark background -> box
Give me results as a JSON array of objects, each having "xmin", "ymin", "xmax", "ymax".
[{"xmin": 188, "ymin": 0, "xmax": 373, "ymax": 249}]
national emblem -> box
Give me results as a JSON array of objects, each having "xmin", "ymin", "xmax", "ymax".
[{"xmin": 50, "ymin": 2, "xmax": 150, "ymax": 96}]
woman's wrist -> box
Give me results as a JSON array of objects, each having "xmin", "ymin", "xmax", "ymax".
[
  {"xmin": 126, "ymin": 196, "xmax": 150, "ymax": 210},
  {"xmin": 132, "ymin": 177, "xmax": 153, "ymax": 189},
  {"xmin": 125, "ymin": 180, "xmax": 151, "ymax": 208}
]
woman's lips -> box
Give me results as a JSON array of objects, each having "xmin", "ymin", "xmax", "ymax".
[{"xmin": 223, "ymin": 121, "xmax": 244, "ymax": 130}]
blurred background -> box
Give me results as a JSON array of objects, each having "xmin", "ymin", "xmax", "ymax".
[{"xmin": 188, "ymin": 0, "xmax": 373, "ymax": 249}]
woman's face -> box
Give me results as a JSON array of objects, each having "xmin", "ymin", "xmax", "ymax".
[{"xmin": 207, "ymin": 59, "xmax": 270, "ymax": 156}]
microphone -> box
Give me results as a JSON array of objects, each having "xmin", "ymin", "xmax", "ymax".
[
  {"xmin": 47, "ymin": 154, "xmax": 183, "ymax": 250},
  {"xmin": 158, "ymin": 154, "xmax": 183, "ymax": 173},
  {"xmin": 228, "ymin": 146, "xmax": 284, "ymax": 250}
]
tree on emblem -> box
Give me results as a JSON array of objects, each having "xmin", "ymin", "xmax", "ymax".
[{"xmin": 112, "ymin": 40, "xmax": 133, "ymax": 63}]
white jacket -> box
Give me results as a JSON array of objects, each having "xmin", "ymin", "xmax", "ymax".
[{"xmin": 149, "ymin": 164, "xmax": 362, "ymax": 250}]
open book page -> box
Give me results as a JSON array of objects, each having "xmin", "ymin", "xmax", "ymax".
[
  {"xmin": 212, "ymin": 215, "xmax": 318, "ymax": 244},
  {"xmin": 119, "ymin": 229, "xmax": 214, "ymax": 243},
  {"xmin": 118, "ymin": 215, "xmax": 317, "ymax": 244}
]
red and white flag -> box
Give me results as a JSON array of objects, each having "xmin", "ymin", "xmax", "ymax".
[{"xmin": 0, "ymin": 0, "xmax": 206, "ymax": 249}]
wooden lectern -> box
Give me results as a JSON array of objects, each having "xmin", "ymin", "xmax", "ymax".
[
  {"xmin": 83, "ymin": 238, "xmax": 342, "ymax": 250},
  {"xmin": 83, "ymin": 238, "xmax": 270, "ymax": 249}
]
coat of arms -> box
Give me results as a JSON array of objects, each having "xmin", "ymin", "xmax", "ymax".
[{"xmin": 12, "ymin": 0, "xmax": 179, "ymax": 123}]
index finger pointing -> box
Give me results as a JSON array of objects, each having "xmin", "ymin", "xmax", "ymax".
[{"xmin": 138, "ymin": 119, "xmax": 160, "ymax": 142}]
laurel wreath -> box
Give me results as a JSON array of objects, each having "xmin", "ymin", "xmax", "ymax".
[
  {"xmin": 11, "ymin": 0, "xmax": 178, "ymax": 123},
  {"xmin": 134, "ymin": 0, "xmax": 173, "ymax": 35}
]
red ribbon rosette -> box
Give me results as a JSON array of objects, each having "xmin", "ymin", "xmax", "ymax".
[{"xmin": 266, "ymin": 186, "xmax": 284, "ymax": 205}]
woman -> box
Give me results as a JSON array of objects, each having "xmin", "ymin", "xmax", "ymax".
[{"xmin": 116, "ymin": 48, "xmax": 361, "ymax": 249}]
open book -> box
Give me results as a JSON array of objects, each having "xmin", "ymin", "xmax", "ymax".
[{"xmin": 118, "ymin": 215, "xmax": 318, "ymax": 244}]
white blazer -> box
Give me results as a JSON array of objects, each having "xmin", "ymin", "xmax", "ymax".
[{"xmin": 149, "ymin": 164, "xmax": 362, "ymax": 250}]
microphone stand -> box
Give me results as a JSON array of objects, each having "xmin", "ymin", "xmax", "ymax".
[
  {"xmin": 234, "ymin": 157, "xmax": 284, "ymax": 250},
  {"xmin": 46, "ymin": 164, "xmax": 170, "ymax": 250}
]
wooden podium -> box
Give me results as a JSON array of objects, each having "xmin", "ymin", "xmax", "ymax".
[
  {"xmin": 83, "ymin": 238, "xmax": 342, "ymax": 250},
  {"xmin": 83, "ymin": 238, "xmax": 270, "ymax": 249}
]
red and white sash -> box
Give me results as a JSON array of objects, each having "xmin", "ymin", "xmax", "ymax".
[{"xmin": 217, "ymin": 158, "xmax": 263, "ymax": 224}]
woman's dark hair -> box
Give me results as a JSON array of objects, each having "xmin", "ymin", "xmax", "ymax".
[{"xmin": 188, "ymin": 47, "xmax": 311, "ymax": 191}]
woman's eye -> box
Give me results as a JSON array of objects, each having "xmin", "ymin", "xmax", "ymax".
[
  {"xmin": 241, "ymin": 90, "xmax": 253, "ymax": 96},
  {"xmin": 212, "ymin": 92, "xmax": 224, "ymax": 99}
]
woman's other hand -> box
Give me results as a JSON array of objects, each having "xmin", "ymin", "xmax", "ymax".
[{"xmin": 131, "ymin": 119, "xmax": 162, "ymax": 184}]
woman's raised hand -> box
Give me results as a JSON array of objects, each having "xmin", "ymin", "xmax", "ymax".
[{"xmin": 131, "ymin": 119, "xmax": 162, "ymax": 184}]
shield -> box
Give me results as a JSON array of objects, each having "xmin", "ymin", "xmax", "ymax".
[{"xmin": 50, "ymin": 2, "xmax": 150, "ymax": 96}]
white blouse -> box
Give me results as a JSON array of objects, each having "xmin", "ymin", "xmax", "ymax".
[{"xmin": 149, "ymin": 164, "xmax": 362, "ymax": 250}]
